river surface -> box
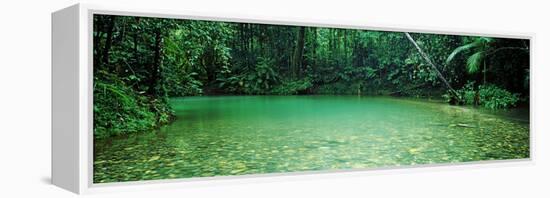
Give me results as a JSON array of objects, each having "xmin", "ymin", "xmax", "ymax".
[{"xmin": 94, "ymin": 96, "xmax": 529, "ymax": 183}]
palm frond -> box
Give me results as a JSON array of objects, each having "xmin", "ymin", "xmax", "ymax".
[
  {"xmin": 479, "ymin": 37, "xmax": 494, "ymax": 44},
  {"xmin": 466, "ymin": 51, "xmax": 483, "ymax": 73},
  {"xmin": 446, "ymin": 41, "xmax": 480, "ymax": 63}
]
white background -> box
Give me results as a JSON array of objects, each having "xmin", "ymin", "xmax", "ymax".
[{"xmin": 0, "ymin": 0, "xmax": 548, "ymax": 197}]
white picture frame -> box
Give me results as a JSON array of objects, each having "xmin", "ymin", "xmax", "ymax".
[{"xmin": 52, "ymin": 3, "xmax": 534, "ymax": 194}]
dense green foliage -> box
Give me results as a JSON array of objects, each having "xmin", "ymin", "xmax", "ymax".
[
  {"xmin": 93, "ymin": 71, "xmax": 172, "ymax": 138},
  {"xmin": 445, "ymin": 81, "xmax": 520, "ymax": 109},
  {"xmin": 478, "ymin": 85, "xmax": 520, "ymax": 109},
  {"xmin": 93, "ymin": 14, "xmax": 529, "ymax": 138}
]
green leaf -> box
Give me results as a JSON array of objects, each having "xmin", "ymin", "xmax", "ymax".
[{"xmin": 466, "ymin": 52, "xmax": 483, "ymax": 73}]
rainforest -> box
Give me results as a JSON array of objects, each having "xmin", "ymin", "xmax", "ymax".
[{"xmin": 93, "ymin": 14, "xmax": 530, "ymax": 183}]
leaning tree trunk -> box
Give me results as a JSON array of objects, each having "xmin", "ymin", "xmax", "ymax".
[{"xmin": 404, "ymin": 32, "xmax": 459, "ymax": 98}]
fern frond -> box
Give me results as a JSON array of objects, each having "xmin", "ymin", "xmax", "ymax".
[{"xmin": 466, "ymin": 51, "xmax": 484, "ymax": 73}]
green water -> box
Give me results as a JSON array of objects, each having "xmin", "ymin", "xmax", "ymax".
[{"xmin": 93, "ymin": 96, "xmax": 530, "ymax": 183}]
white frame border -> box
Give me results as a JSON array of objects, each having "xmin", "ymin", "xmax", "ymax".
[{"xmin": 55, "ymin": 3, "xmax": 535, "ymax": 194}]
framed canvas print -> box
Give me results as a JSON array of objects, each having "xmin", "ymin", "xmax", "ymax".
[{"xmin": 52, "ymin": 4, "xmax": 533, "ymax": 194}]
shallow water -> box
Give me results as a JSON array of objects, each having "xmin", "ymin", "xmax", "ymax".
[{"xmin": 94, "ymin": 96, "xmax": 529, "ymax": 183}]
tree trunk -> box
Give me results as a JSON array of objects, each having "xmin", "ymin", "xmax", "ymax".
[
  {"xmin": 133, "ymin": 29, "xmax": 139, "ymax": 65},
  {"xmin": 292, "ymin": 27, "xmax": 306, "ymax": 78},
  {"xmin": 249, "ymin": 24, "xmax": 254, "ymax": 55},
  {"xmin": 149, "ymin": 28, "xmax": 163, "ymax": 96},
  {"xmin": 132, "ymin": 18, "xmax": 140, "ymax": 67},
  {"xmin": 310, "ymin": 27, "xmax": 318, "ymax": 71},
  {"xmin": 483, "ymin": 59, "xmax": 487, "ymax": 85},
  {"xmin": 101, "ymin": 16, "xmax": 115, "ymax": 68},
  {"xmin": 93, "ymin": 18, "xmax": 103, "ymax": 72},
  {"xmin": 404, "ymin": 32, "xmax": 459, "ymax": 97}
]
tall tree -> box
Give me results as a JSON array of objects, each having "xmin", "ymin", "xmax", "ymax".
[
  {"xmin": 292, "ymin": 27, "xmax": 306, "ymax": 78},
  {"xmin": 148, "ymin": 27, "xmax": 163, "ymax": 96}
]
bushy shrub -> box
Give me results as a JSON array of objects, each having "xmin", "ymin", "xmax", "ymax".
[
  {"xmin": 244, "ymin": 58, "xmax": 279, "ymax": 94},
  {"xmin": 478, "ymin": 84, "xmax": 519, "ymax": 110},
  {"xmin": 444, "ymin": 81, "xmax": 476, "ymax": 105},
  {"xmin": 460, "ymin": 81, "xmax": 477, "ymax": 105},
  {"xmin": 271, "ymin": 78, "xmax": 312, "ymax": 95},
  {"xmin": 166, "ymin": 72, "xmax": 203, "ymax": 96},
  {"xmin": 93, "ymin": 72, "xmax": 173, "ymax": 138},
  {"xmin": 217, "ymin": 57, "xmax": 279, "ymax": 95},
  {"xmin": 316, "ymin": 82, "xmax": 353, "ymax": 95},
  {"xmin": 444, "ymin": 82, "xmax": 519, "ymax": 110}
]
